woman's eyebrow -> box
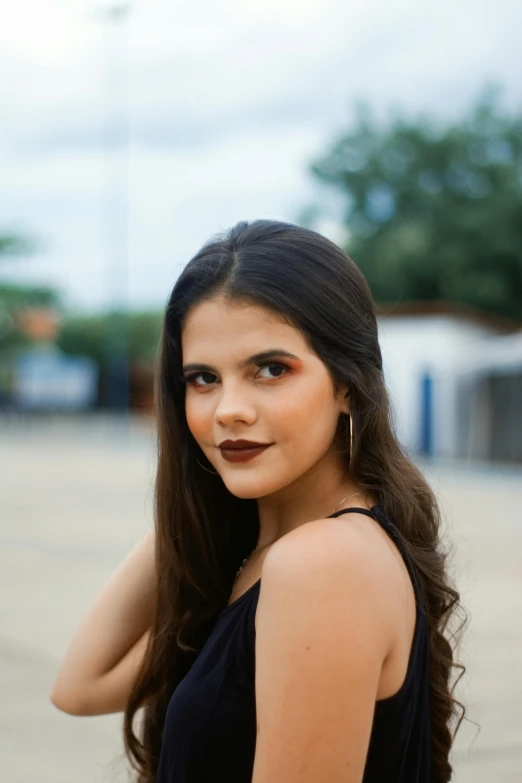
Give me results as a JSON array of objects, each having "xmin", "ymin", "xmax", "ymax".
[{"xmin": 182, "ymin": 349, "xmax": 299, "ymax": 374}]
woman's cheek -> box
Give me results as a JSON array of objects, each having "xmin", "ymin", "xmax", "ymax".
[{"xmin": 185, "ymin": 396, "xmax": 208, "ymax": 442}]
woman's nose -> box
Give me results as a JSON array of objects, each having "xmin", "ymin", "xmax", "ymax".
[{"xmin": 214, "ymin": 384, "xmax": 257, "ymax": 426}]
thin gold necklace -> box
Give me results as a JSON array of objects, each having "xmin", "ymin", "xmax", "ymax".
[{"xmin": 232, "ymin": 491, "xmax": 361, "ymax": 590}]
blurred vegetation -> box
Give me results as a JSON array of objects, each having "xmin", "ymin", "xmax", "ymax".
[
  {"xmin": 0, "ymin": 231, "xmax": 35, "ymax": 258},
  {"xmin": 305, "ymin": 83, "xmax": 522, "ymax": 321},
  {"xmin": 0, "ymin": 280, "xmax": 162, "ymax": 366},
  {"xmin": 0, "ymin": 284, "xmax": 58, "ymax": 308},
  {"xmin": 0, "ymin": 284, "xmax": 60, "ymax": 351},
  {"xmin": 55, "ymin": 310, "xmax": 163, "ymax": 366},
  {"xmin": 0, "ymin": 226, "xmax": 48, "ymax": 359}
]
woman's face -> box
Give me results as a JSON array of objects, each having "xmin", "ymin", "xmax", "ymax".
[{"xmin": 180, "ymin": 293, "xmax": 350, "ymax": 500}]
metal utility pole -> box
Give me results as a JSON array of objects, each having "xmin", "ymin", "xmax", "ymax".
[{"xmin": 97, "ymin": 3, "xmax": 131, "ymax": 413}]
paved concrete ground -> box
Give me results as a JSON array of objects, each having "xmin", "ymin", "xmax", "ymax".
[{"xmin": 0, "ymin": 414, "xmax": 521, "ymax": 782}]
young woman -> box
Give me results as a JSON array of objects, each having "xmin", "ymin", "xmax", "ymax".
[{"xmin": 51, "ymin": 219, "xmax": 466, "ymax": 782}]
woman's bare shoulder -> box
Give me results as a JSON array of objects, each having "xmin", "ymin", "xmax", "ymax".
[{"xmin": 259, "ymin": 509, "xmax": 413, "ymax": 645}]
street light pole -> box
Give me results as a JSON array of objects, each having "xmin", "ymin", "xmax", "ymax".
[{"xmin": 98, "ymin": 3, "xmax": 131, "ymax": 413}]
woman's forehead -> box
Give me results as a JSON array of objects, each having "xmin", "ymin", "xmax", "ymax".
[
  {"xmin": 182, "ymin": 296, "xmax": 295, "ymax": 340},
  {"xmin": 181, "ymin": 300, "xmax": 314, "ymax": 366}
]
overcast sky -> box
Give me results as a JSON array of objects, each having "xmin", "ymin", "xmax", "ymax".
[{"xmin": 1, "ymin": 0, "xmax": 521, "ymax": 312}]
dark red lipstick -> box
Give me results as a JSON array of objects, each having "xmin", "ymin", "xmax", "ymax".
[{"xmin": 218, "ymin": 439, "xmax": 272, "ymax": 463}]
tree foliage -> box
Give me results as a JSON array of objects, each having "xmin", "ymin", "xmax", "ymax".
[
  {"xmin": 307, "ymin": 84, "xmax": 522, "ymax": 320},
  {"xmin": 0, "ymin": 282, "xmax": 162, "ymax": 369},
  {"xmin": 0, "ymin": 231, "xmax": 36, "ymax": 259},
  {"xmin": 0, "ymin": 284, "xmax": 60, "ymax": 352},
  {"xmin": 56, "ymin": 311, "xmax": 163, "ymax": 366}
]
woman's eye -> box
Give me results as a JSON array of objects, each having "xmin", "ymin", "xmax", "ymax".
[
  {"xmin": 182, "ymin": 363, "xmax": 288, "ymax": 387},
  {"xmin": 256, "ymin": 362, "xmax": 288, "ymax": 380},
  {"xmin": 184, "ymin": 372, "xmax": 216, "ymax": 387}
]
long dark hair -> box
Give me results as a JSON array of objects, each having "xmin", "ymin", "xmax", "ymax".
[{"xmin": 123, "ymin": 219, "xmax": 467, "ymax": 782}]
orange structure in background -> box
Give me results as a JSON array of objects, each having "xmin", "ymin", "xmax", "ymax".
[{"xmin": 15, "ymin": 308, "xmax": 60, "ymax": 342}]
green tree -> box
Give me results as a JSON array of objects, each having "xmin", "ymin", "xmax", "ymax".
[
  {"xmin": 0, "ymin": 283, "xmax": 60, "ymax": 351},
  {"xmin": 0, "ymin": 233, "xmax": 34, "ymax": 257},
  {"xmin": 56, "ymin": 310, "xmax": 163, "ymax": 366},
  {"xmin": 0, "ymin": 228, "xmax": 41, "ymax": 350},
  {"xmin": 306, "ymin": 84, "xmax": 522, "ymax": 320}
]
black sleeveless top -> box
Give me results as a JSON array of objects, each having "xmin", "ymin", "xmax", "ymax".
[{"xmin": 156, "ymin": 506, "xmax": 431, "ymax": 782}]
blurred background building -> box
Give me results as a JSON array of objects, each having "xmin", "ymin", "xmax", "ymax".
[{"xmin": 379, "ymin": 302, "xmax": 522, "ymax": 462}]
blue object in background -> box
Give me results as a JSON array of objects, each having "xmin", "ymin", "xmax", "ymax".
[
  {"xmin": 13, "ymin": 348, "xmax": 98, "ymax": 410},
  {"xmin": 419, "ymin": 371, "xmax": 434, "ymax": 456}
]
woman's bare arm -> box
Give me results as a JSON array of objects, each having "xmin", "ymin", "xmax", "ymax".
[{"xmin": 50, "ymin": 528, "xmax": 157, "ymax": 716}]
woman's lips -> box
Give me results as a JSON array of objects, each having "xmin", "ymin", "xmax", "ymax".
[{"xmin": 219, "ymin": 444, "xmax": 272, "ymax": 463}]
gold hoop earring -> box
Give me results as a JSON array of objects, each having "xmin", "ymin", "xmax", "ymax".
[
  {"xmin": 195, "ymin": 458, "xmax": 219, "ymax": 475},
  {"xmin": 348, "ymin": 412, "xmax": 354, "ymax": 471},
  {"xmin": 342, "ymin": 389, "xmax": 354, "ymax": 472}
]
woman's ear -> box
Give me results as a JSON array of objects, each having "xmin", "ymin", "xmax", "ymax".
[{"xmin": 339, "ymin": 387, "xmax": 351, "ymax": 416}]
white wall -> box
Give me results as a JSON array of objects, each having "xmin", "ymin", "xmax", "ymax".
[{"xmin": 377, "ymin": 315, "xmax": 495, "ymax": 456}]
